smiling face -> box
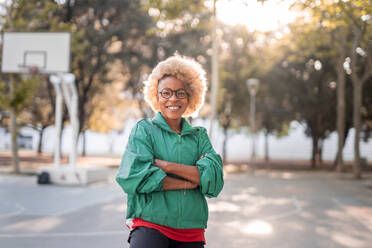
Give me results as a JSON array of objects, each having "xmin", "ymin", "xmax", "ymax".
[{"xmin": 157, "ymin": 76, "xmax": 189, "ymax": 122}]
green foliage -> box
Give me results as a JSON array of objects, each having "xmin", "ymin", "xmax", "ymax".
[
  {"xmin": 270, "ymin": 19, "xmax": 339, "ymax": 140},
  {"xmin": 2, "ymin": 0, "xmax": 371, "ymax": 156},
  {"xmin": 362, "ymin": 79, "xmax": 372, "ymax": 140},
  {"xmin": 0, "ymin": 75, "xmax": 40, "ymax": 114},
  {"xmin": 0, "ymin": 0, "xmax": 70, "ymax": 128},
  {"xmin": 294, "ymin": 0, "xmax": 372, "ymax": 170},
  {"xmin": 19, "ymin": 78, "xmax": 56, "ymax": 129},
  {"xmin": 58, "ymin": 0, "xmax": 158, "ymax": 129},
  {"xmin": 2, "ymin": 0, "xmax": 69, "ymax": 31},
  {"xmin": 124, "ymin": 0, "xmax": 212, "ymax": 117},
  {"xmin": 218, "ymin": 24, "xmax": 255, "ymax": 129},
  {"xmin": 217, "ymin": 23, "xmax": 290, "ymax": 138},
  {"xmin": 147, "ymin": 0, "xmax": 207, "ymax": 20}
]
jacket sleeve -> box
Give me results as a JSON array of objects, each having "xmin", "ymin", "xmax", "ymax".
[
  {"xmin": 116, "ymin": 121, "xmax": 167, "ymax": 195},
  {"xmin": 196, "ymin": 128, "xmax": 224, "ymax": 198}
]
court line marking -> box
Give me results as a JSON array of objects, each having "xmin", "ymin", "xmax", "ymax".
[
  {"xmin": 0, "ymin": 196, "xmax": 302, "ymax": 239},
  {"xmin": 0, "ymin": 230, "xmax": 125, "ymax": 238},
  {"xmin": 0, "ymin": 194, "xmax": 124, "ymax": 218},
  {"xmin": 265, "ymin": 196, "xmax": 302, "ymax": 221},
  {"xmin": 0, "ymin": 202, "xmax": 25, "ymax": 219}
]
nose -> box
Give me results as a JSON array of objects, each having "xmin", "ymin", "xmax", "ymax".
[{"xmin": 169, "ymin": 92, "xmax": 178, "ymax": 101}]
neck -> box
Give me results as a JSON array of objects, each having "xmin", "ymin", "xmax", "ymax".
[{"xmin": 164, "ymin": 117, "xmax": 182, "ymax": 134}]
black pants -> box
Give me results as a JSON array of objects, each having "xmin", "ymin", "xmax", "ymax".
[{"xmin": 128, "ymin": 226, "xmax": 204, "ymax": 248}]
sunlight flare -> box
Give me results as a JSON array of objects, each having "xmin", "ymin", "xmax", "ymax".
[
  {"xmin": 216, "ymin": 0, "xmax": 297, "ymax": 32},
  {"xmin": 242, "ymin": 220, "xmax": 274, "ymax": 235}
]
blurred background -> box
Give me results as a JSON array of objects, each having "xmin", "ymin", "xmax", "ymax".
[
  {"xmin": 0, "ymin": 0, "xmax": 371, "ymax": 178},
  {"xmin": 1, "ymin": 1, "xmax": 372, "ymax": 248}
]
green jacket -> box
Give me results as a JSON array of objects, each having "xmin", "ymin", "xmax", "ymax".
[{"xmin": 116, "ymin": 112, "xmax": 224, "ymax": 229}]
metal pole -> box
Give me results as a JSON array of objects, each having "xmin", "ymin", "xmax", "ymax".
[
  {"xmin": 60, "ymin": 74, "xmax": 78, "ymax": 168},
  {"xmin": 54, "ymin": 83, "xmax": 63, "ymax": 167},
  {"xmin": 50, "ymin": 75, "xmax": 63, "ymax": 168},
  {"xmin": 209, "ymin": 0, "xmax": 219, "ymax": 139},
  {"xmin": 250, "ymin": 93, "xmax": 256, "ymax": 159},
  {"xmin": 68, "ymin": 80, "xmax": 79, "ymax": 168},
  {"xmin": 247, "ymin": 78, "xmax": 259, "ymax": 160},
  {"xmin": 50, "ymin": 73, "xmax": 78, "ymax": 168}
]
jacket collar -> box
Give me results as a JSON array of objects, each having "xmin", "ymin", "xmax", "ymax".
[{"xmin": 152, "ymin": 112, "xmax": 197, "ymax": 135}]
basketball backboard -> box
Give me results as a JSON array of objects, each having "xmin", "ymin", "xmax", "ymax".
[{"xmin": 1, "ymin": 32, "xmax": 70, "ymax": 74}]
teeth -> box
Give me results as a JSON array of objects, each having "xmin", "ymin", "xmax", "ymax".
[{"xmin": 168, "ymin": 106, "xmax": 180, "ymax": 110}]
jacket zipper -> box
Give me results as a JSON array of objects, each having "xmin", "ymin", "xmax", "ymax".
[{"xmin": 177, "ymin": 134, "xmax": 182, "ymax": 228}]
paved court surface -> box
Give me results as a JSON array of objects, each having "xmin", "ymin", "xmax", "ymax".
[{"xmin": 1, "ymin": 169, "xmax": 372, "ymax": 248}]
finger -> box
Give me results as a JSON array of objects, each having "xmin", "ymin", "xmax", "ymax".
[{"xmin": 199, "ymin": 154, "xmax": 207, "ymax": 160}]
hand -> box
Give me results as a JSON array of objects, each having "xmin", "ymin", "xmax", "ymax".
[
  {"xmin": 154, "ymin": 158, "xmax": 171, "ymax": 173},
  {"xmin": 187, "ymin": 181, "xmax": 198, "ymax": 189},
  {"xmin": 198, "ymin": 153, "xmax": 208, "ymax": 161}
]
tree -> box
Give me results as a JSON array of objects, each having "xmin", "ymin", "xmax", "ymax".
[
  {"xmin": 259, "ymin": 71, "xmax": 293, "ymax": 161},
  {"xmin": 348, "ymin": 17, "xmax": 372, "ymax": 178},
  {"xmin": 3, "ymin": 0, "xmax": 213, "ymax": 159},
  {"xmin": 218, "ymin": 24, "xmax": 255, "ymax": 162},
  {"xmin": 87, "ymin": 81, "xmax": 142, "ymax": 134},
  {"xmin": 266, "ymin": 19, "xmax": 341, "ymax": 167},
  {"xmin": 217, "ymin": 22, "xmax": 295, "ymax": 162},
  {"xmin": 58, "ymin": 0, "xmax": 160, "ymax": 155},
  {"xmin": 0, "ymin": 0, "xmax": 63, "ymax": 172},
  {"xmin": 273, "ymin": 57, "xmax": 337, "ymax": 167},
  {"xmin": 254, "ymin": 31, "xmax": 294, "ymax": 161},
  {"xmin": 128, "ymin": 0, "xmax": 212, "ymax": 118},
  {"xmin": 292, "ymin": 1, "xmax": 351, "ymax": 170},
  {"xmin": 19, "ymin": 78, "xmax": 56, "ymax": 154},
  {"xmin": 361, "ymin": 78, "xmax": 372, "ymax": 144},
  {"xmin": 0, "ymin": 75, "xmax": 39, "ymax": 173},
  {"xmin": 298, "ymin": 0, "xmax": 372, "ymax": 177}
]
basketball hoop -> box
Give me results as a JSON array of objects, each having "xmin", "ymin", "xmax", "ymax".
[
  {"xmin": 17, "ymin": 65, "xmax": 41, "ymax": 75},
  {"xmin": 2, "ymin": 32, "xmax": 70, "ymax": 74},
  {"xmin": 28, "ymin": 65, "xmax": 40, "ymax": 75}
]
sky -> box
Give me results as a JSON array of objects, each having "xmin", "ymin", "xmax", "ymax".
[{"xmin": 215, "ymin": 0, "xmax": 298, "ymax": 32}]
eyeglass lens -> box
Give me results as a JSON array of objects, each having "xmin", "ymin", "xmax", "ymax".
[{"xmin": 159, "ymin": 88, "xmax": 188, "ymax": 99}]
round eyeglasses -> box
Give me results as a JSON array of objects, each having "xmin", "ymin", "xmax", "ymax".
[{"xmin": 158, "ymin": 88, "xmax": 188, "ymax": 99}]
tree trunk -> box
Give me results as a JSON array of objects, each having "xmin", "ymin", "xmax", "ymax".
[
  {"xmin": 37, "ymin": 127, "xmax": 44, "ymax": 154},
  {"xmin": 64, "ymin": 0, "xmax": 73, "ymax": 22},
  {"xmin": 334, "ymin": 149, "xmax": 343, "ymax": 169},
  {"xmin": 311, "ymin": 136, "xmax": 318, "ymax": 169},
  {"xmin": 352, "ymin": 82, "xmax": 362, "ymax": 178},
  {"xmin": 264, "ymin": 131, "xmax": 269, "ymax": 162},
  {"xmin": 10, "ymin": 108, "xmax": 20, "ymax": 173},
  {"xmin": 82, "ymin": 130, "xmax": 86, "ymax": 157},
  {"xmin": 318, "ymin": 139, "xmax": 323, "ymax": 165},
  {"xmin": 336, "ymin": 54, "xmax": 346, "ymax": 171},
  {"xmin": 9, "ymin": 78, "xmax": 20, "ymax": 174},
  {"xmin": 222, "ymin": 126, "xmax": 228, "ymax": 164},
  {"xmin": 333, "ymin": 122, "xmax": 350, "ymax": 169},
  {"xmin": 348, "ymin": 26, "xmax": 372, "ymax": 179}
]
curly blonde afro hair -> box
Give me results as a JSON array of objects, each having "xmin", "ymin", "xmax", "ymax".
[{"xmin": 144, "ymin": 55, "xmax": 207, "ymax": 118}]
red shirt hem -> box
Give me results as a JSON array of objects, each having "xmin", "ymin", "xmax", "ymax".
[{"xmin": 127, "ymin": 218, "xmax": 205, "ymax": 243}]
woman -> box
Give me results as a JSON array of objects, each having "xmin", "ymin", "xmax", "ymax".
[{"xmin": 116, "ymin": 55, "xmax": 224, "ymax": 248}]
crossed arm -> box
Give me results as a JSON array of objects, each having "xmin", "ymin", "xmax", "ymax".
[
  {"xmin": 154, "ymin": 156, "xmax": 206, "ymax": 191},
  {"xmin": 117, "ymin": 124, "xmax": 224, "ymax": 196}
]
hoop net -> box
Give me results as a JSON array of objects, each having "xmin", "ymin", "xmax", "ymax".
[{"xmin": 18, "ymin": 65, "xmax": 41, "ymax": 75}]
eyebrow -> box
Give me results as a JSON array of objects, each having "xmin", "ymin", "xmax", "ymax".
[{"xmin": 159, "ymin": 87, "xmax": 187, "ymax": 91}]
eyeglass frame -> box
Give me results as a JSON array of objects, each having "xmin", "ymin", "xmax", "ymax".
[{"xmin": 158, "ymin": 88, "xmax": 189, "ymax": 99}]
